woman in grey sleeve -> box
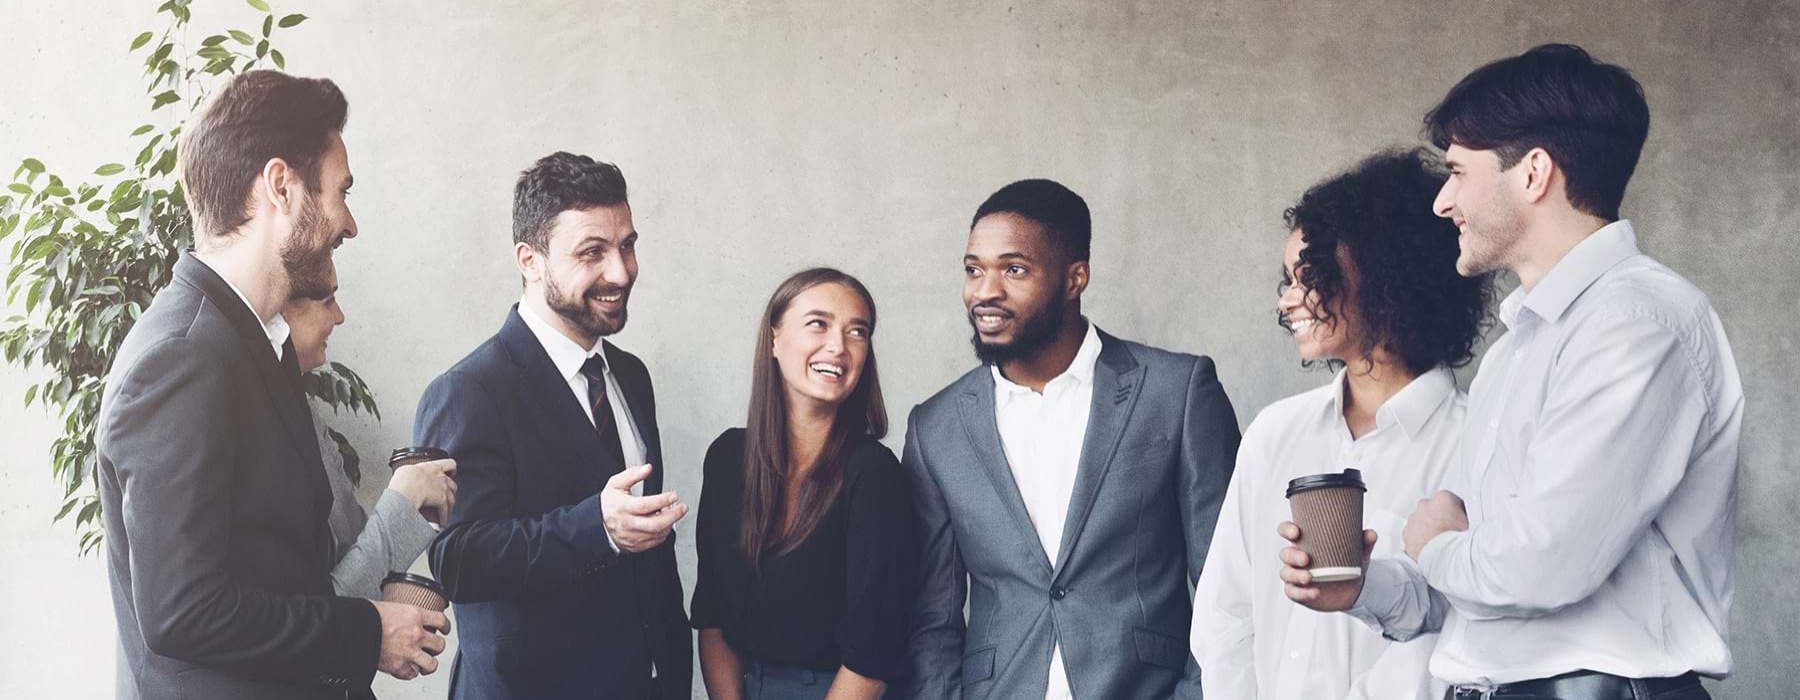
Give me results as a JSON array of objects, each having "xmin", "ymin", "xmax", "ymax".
[{"xmin": 284, "ymin": 269, "xmax": 457, "ymax": 599}]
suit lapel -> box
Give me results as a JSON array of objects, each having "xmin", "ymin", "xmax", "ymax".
[
  {"xmin": 958, "ymin": 375, "xmax": 1054, "ymax": 578},
  {"xmin": 605, "ymin": 340, "xmax": 663, "ymax": 495},
  {"xmin": 175, "ymin": 255, "xmax": 331, "ymax": 525},
  {"xmin": 498, "ymin": 308, "xmax": 625, "ymax": 484},
  {"xmin": 1052, "ymin": 331, "xmax": 1143, "ymax": 579}
]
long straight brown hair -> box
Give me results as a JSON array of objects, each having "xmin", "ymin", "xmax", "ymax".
[{"xmin": 739, "ymin": 268, "xmax": 888, "ymax": 569}]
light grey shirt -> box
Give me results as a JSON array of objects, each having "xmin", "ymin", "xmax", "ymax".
[
  {"xmin": 1347, "ymin": 220, "xmax": 1743, "ymax": 685},
  {"xmin": 312, "ymin": 403, "xmax": 438, "ymax": 599}
]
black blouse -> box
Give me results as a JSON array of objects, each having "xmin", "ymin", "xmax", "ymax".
[{"xmin": 690, "ymin": 428, "xmax": 919, "ymax": 681}]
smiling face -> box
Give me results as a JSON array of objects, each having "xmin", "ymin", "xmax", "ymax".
[
  {"xmin": 520, "ymin": 203, "xmax": 638, "ymax": 344},
  {"xmin": 283, "ymin": 264, "xmax": 344, "ymax": 373},
  {"xmin": 963, "ymin": 212, "xmax": 1083, "ymax": 365},
  {"xmin": 1278, "ymin": 228, "xmax": 1360, "ymax": 364},
  {"xmin": 1434, "ymin": 144, "xmax": 1526, "ymax": 277},
  {"xmin": 771, "ymin": 282, "xmax": 872, "ymax": 414},
  {"xmin": 282, "ymin": 133, "xmax": 358, "ymax": 300}
]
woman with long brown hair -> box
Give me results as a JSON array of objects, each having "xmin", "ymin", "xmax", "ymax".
[{"xmin": 691, "ymin": 268, "xmax": 918, "ymax": 700}]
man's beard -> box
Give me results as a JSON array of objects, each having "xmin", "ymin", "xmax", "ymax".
[
  {"xmin": 545, "ymin": 271, "xmax": 630, "ymax": 338},
  {"xmin": 969, "ymin": 294, "xmax": 1065, "ymax": 365},
  {"xmin": 283, "ymin": 199, "xmax": 337, "ymax": 300}
]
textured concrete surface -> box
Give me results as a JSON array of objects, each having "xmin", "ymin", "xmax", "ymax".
[{"xmin": 2, "ymin": 1, "xmax": 1795, "ymax": 697}]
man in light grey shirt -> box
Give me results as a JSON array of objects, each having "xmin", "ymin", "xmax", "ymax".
[{"xmin": 1279, "ymin": 45, "xmax": 1741, "ymax": 700}]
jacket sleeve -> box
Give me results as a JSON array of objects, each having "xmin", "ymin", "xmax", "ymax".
[
  {"xmin": 420, "ymin": 369, "xmax": 620, "ymax": 603},
  {"xmin": 104, "ymin": 337, "xmax": 380, "ymax": 688},
  {"xmin": 899, "ymin": 408, "xmax": 967, "ymax": 700},
  {"xmin": 1176, "ymin": 355, "xmax": 1242, "ymax": 695}
]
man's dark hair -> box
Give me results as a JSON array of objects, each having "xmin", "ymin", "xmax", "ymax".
[
  {"xmin": 1284, "ymin": 148, "xmax": 1493, "ymax": 375},
  {"xmin": 513, "ymin": 152, "xmax": 629, "ymax": 251},
  {"xmin": 180, "ymin": 70, "xmax": 348, "ymax": 239},
  {"xmin": 971, "ymin": 179, "xmax": 1091, "ymax": 263},
  {"xmin": 1424, "ymin": 43, "xmax": 1649, "ymax": 221}
]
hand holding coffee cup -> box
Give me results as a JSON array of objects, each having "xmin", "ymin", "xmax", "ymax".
[
  {"xmin": 389, "ymin": 447, "xmax": 457, "ymax": 527},
  {"xmin": 1284, "ymin": 468, "xmax": 1369, "ymax": 582},
  {"xmin": 1278, "ymin": 522, "xmax": 1377, "ymax": 612}
]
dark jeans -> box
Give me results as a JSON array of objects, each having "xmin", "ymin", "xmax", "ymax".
[{"xmin": 741, "ymin": 660, "xmax": 831, "ymax": 700}]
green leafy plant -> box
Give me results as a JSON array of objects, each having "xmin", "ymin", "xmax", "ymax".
[{"xmin": 0, "ymin": 0, "xmax": 377, "ymax": 555}]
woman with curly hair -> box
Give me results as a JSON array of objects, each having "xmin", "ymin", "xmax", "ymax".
[{"xmin": 1191, "ymin": 148, "xmax": 1491, "ymax": 700}]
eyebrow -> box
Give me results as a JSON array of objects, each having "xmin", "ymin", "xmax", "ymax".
[{"xmin": 964, "ymin": 252, "xmax": 1032, "ymax": 262}]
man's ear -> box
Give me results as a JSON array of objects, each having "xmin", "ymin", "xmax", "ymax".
[
  {"xmin": 1067, "ymin": 259, "xmax": 1090, "ymax": 299},
  {"xmin": 513, "ymin": 241, "xmax": 542, "ymax": 284},
  {"xmin": 1518, "ymin": 147, "xmax": 1558, "ymax": 206},
  {"xmin": 260, "ymin": 157, "xmax": 302, "ymax": 216}
]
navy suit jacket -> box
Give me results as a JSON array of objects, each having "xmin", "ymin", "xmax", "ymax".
[{"xmin": 418, "ymin": 306, "xmax": 691, "ymax": 700}]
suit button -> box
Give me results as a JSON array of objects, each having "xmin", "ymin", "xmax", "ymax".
[{"xmin": 1050, "ymin": 586, "xmax": 1068, "ymax": 600}]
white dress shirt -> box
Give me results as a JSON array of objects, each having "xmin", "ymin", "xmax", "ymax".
[
  {"xmin": 1348, "ymin": 221, "xmax": 1744, "ymax": 686},
  {"xmin": 194, "ymin": 255, "xmax": 289, "ymax": 361},
  {"xmin": 992, "ymin": 321, "xmax": 1101, "ymax": 700},
  {"xmin": 517, "ymin": 300, "xmax": 649, "ymax": 485},
  {"xmin": 1193, "ymin": 368, "xmax": 1459, "ymax": 700}
]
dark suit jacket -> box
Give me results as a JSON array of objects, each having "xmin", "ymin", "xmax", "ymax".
[
  {"xmin": 900, "ymin": 329, "xmax": 1240, "ymax": 700},
  {"xmin": 96, "ymin": 253, "xmax": 380, "ymax": 700},
  {"xmin": 419, "ymin": 306, "xmax": 691, "ymax": 700}
]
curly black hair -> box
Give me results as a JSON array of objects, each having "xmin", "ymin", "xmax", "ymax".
[{"xmin": 1282, "ymin": 148, "xmax": 1493, "ymax": 375}]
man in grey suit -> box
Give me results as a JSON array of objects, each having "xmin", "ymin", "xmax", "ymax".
[
  {"xmin": 96, "ymin": 70, "xmax": 446, "ymax": 699},
  {"xmin": 902, "ymin": 179, "xmax": 1241, "ymax": 700}
]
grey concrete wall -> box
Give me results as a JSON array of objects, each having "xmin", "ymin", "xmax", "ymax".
[{"xmin": 2, "ymin": 1, "xmax": 1795, "ymax": 698}]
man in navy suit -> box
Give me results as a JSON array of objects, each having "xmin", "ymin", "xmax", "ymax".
[{"xmin": 417, "ymin": 152, "xmax": 692, "ymax": 699}]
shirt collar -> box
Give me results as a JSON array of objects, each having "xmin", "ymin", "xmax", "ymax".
[
  {"xmin": 991, "ymin": 320, "xmax": 1103, "ymax": 403},
  {"xmin": 517, "ymin": 297, "xmax": 607, "ymax": 382},
  {"xmin": 1501, "ymin": 219, "xmax": 1641, "ymax": 329},
  {"xmin": 1328, "ymin": 365, "xmax": 1457, "ymax": 440},
  {"xmin": 193, "ymin": 255, "xmax": 289, "ymax": 361}
]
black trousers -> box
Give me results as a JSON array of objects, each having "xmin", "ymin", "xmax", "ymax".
[{"xmin": 1446, "ymin": 671, "xmax": 1709, "ymax": 700}]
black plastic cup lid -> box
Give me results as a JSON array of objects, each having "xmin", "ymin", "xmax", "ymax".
[
  {"xmin": 1285, "ymin": 468, "xmax": 1367, "ymax": 498},
  {"xmin": 382, "ymin": 572, "xmax": 445, "ymax": 594},
  {"xmin": 388, "ymin": 446, "xmax": 449, "ymax": 467}
]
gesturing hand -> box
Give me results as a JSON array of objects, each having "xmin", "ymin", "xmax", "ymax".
[{"xmin": 600, "ymin": 464, "xmax": 688, "ymax": 553}]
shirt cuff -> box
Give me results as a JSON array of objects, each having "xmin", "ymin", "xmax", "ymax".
[
  {"xmin": 1346, "ymin": 556, "xmax": 1411, "ymax": 632},
  {"xmin": 1415, "ymin": 528, "xmax": 1468, "ymax": 586}
]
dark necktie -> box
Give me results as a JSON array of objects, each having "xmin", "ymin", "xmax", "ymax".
[{"xmin": 579, "ymin": 353, "xmax": 627, "ymax": 470}]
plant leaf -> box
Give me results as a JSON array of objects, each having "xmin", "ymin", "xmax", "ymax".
[
  {"xmin": 246, "ymin": 0, "xmax": 271, "ymax": 11},
  {"xmin": 130, "ymin": 31, "xmax": 154, "ymax": 51},
  {"xmin": 95, "ymin": 164, "xmax": 126, "ymax": 177},
  {"xmin": 263, "ymin": 15, "xmax": 273, "ymax": 37},
  {"xmin": 279, "ymin": 13, "xmax": 307, "ymax": 28},
  {"xmin": 270, "ymin": 49, "xmax": 285, "ymax": 70},
  {"xmin": 21, "ymin": 158, "xmax": 45, "ymax": 175},
  {"xmin": 130, "ymin": 124, "xmax": 155, "ymax": 137},
  {"xmin": 6, "ymin": 184, "xmax": 31, "ymax": 196},
  {"xmin": 200, "ymin": 34, "xmax": 227, "ymax": 47},
  {"xmin": 230, "ymin": 29, "xmax": 255, "ymax": 45},
  {"xmin": 256, "ymin": 39, "xmax": 269, "ymax": 58}
]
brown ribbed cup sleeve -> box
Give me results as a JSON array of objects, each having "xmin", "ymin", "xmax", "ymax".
[
  {"xmin": 1288, "ymin": 486, "xmax": 1365, "ymax": 572},
  {"xmin": 380, "ymin": 581, "xmax": 449, "ymax": 613}
]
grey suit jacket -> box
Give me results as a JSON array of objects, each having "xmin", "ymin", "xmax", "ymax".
[
  {"xmin": 97, "ymin": 254, "xmax": 380, "ymax": 699},
  {"xmin": 901, "ymin": 330, "xmax": 1240, "ymax": 700}
]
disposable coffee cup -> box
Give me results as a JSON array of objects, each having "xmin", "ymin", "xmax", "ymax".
[
  {"xmin": 389, "ymin": 446, "xmax": 450, "ymax": 471},
  {"xmin": 381, "ymin": 573, "xmax": 449, "ymax": 632},
  {"xmin": 388, "ymin": 447, "xmax": 450, "ymax": 525},
  {"xmin": 1285, "ymin": 468, "xmax": 1368, "ymax": 583}
]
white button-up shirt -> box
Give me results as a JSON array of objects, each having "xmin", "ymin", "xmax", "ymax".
[
  {"xmin": 993, "ymin": 321, "xmax": 1101, "ymax": 700},
  {"xmin": 1193, "ymin": 368, "xmax": 1459, "ymax": 700},
  {"xmin": 1348, "ymin": 221, "xmax": 1744, "ymax": 686},
  {"xmin": 517, "ymin": 300, "xmax": 648, "ymax": 480}
]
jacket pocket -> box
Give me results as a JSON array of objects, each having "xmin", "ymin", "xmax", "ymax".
[
  {"xmin": 1132, "ymin": 627, "xmax": 1188, "ymax": 669},
  {"xmin": 961, "ymin": 645, "xmax": 996, "ymax": 682}
]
